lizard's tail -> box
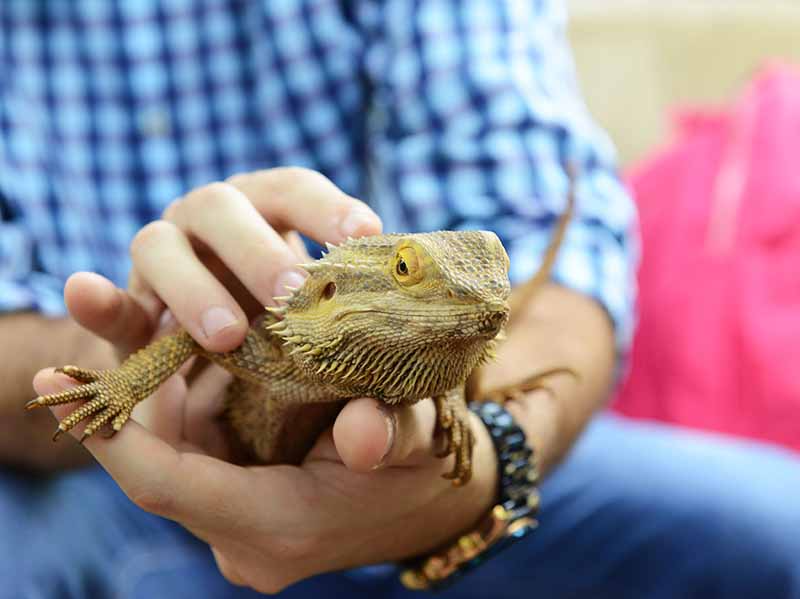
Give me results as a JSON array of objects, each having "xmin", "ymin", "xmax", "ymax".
[
  {"xmin": 507, "ymin": 163, "xmax": 577, "ymax": 322},
  {"xmin": 465, "ymin": 165, "xmax": 577, "ymax": 404}
]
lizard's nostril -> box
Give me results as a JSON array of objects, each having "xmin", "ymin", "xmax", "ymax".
[{"xmin": 479, "ymin": 309, "xmax": 508, "ymax": 335}]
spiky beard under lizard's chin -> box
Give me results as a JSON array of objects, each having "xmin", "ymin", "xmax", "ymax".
[{"xmin": 290, "ymin": 334, "xmax": 496, "ymax": 402}]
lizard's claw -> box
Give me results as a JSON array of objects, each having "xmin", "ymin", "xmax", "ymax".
[
  {"xmin": 27, "ymin": 382, "xmax": 99, "ymax": 411},
  {"xmin": 31, "ymin": 368, "xmax": 140, "ymax": 442},
  {"xmin": 55, "ymin": 365, "xmax": 100, "ymax": 383},
  {"xmin": 433, "ymin": 392, "xmax": 475, "ymax": 487}
]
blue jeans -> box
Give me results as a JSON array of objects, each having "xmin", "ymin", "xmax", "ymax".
[{"xmin": 4, "ymin": 413, "xmax": 799, "ymax": 599}]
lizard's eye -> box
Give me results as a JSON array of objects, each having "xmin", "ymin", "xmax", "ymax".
[
  {"xmin": 396, "ymin": 259, "xmax": 408, "ymax": 276},
  {"xmin": 392, "ymin": 245, "xmax": 424, "ymax": 286}
]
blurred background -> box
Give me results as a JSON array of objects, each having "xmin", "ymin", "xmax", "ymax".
[
  {"xmin": 567, "ymin": 0, "xmax": 800, "ymax": 166},
  {"xmin": 565, "ymin": 0, "xmax": 800, "ymax": 453}
]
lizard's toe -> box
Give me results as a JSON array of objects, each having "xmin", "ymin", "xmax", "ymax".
[
  {"xmin": 433, "ymin": 394, "xmax": 456, "ymax": 458},
  {"xmin": 442, "ymin": 421, "xmax": 474, "ymax": 486},
  {"xmin": 80, "ymin": 408, "xmax": 119, "ymax": 443},
  {"xmin": 53, "ymin": 396, "xmax": 106, "ymax": 439},
  {"xmin": 111, "ymin": 410, "xmax": 131, "ymax": 432},
  {"xmin": 434, "ymin": 435, "xmax": 452, "ymax": 459},
  {"xmin": 55, "ymin": 365, "xmax": 100, "ymax": 384},
  {"xmin": 437, "ymin": 399, "xmax": 475, "ymax": 486},
  {"xmin": 28, "ymin": 382, "xmax": 99, "ymax": 410}
]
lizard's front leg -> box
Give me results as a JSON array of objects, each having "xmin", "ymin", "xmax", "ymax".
[
  {"xmin": 28, "ymin": 330, "xmax": 198, "ymax": 442},
  {"xmin": 433, "ymin": 387, "xmax": 475, "ymax": 487}
]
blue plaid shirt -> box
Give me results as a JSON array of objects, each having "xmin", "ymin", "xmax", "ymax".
[{"xmin": 0, "ymin": 0, "xmax": 637, "ymax": 354}]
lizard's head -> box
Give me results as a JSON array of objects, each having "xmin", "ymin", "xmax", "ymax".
[{"xmin": 268, "ymin": 231, "xmax": 510, "ymax": 403}]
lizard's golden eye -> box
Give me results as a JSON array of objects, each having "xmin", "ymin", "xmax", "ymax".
[
  {"xmin": 392, "ymin": 245, "xmax": 424, "ymax": 286},
  {"xmin": 396, "ymin": 259, "xmax": 408, "ymax": 276}
]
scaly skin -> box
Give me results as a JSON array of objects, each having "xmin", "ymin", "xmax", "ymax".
[{"xmin": 29, "ymin": 183, "xmax": 575, "ymax": 486}]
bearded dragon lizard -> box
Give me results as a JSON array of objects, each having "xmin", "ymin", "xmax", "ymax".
[{"xmin": 27, "ymin": 180, "xmax": 575, "ymax": 486}]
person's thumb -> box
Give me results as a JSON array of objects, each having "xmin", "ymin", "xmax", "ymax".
[{"xmin": 332, "ymin": 397, "xmax": 439, "ymax": 472}]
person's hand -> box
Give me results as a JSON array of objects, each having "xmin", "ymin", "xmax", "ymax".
[
  {"xmin": 33, "ymin": 167, "xmax": 499, "ymax": 592},
  {"xmin": 62, "ymin": 167, "xmax": 383, "ymax": 359},
  {"xmin": 33, "ymin": 370, "xmax": 498, "ymax": 593},
  {"xmin": 49, "ymin": 167, "xmax": 383, "ymax": 451}
]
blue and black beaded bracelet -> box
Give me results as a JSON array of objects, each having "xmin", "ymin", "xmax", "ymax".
[{"xmin": 400, "ymin": 401, "xmax": 540, "ymax": 591}]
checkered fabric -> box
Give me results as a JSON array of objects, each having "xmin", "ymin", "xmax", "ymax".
[{"xmin": 0, "ymin": 0, "xmax": 638, "ymax": 354}]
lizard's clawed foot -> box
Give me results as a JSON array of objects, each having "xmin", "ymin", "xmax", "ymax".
[
  {"xmin": 27, "ymin": 367, "xmax": 137, "ymax": 443},
  {"xmin": 433, "ymin": 392, "xmax": 475, "ymax": 487}
]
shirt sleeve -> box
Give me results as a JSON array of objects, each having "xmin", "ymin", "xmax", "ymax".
[
  {"xmin": 358, "ymin": 0, "xmax": 639, "ymax": 359},
  {"xmin": 0, "ymin": 199, "xmax": 67, "ymax": 316}
]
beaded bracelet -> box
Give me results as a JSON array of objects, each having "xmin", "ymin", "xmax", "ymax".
[{"xmin": 400, "ymin": 401, "xmax": 540, "ymax": 591}]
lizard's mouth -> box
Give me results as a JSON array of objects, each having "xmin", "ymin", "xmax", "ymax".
[
  {"xmin": 332, "ymin": 303, "xmax": 508, "ymax": 339},
  {"xmin": 334, "ymin": 303, "xmax": 508, "ymax": 321}
]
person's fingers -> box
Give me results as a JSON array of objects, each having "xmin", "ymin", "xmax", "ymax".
[
  {"xmin": 129, "ymin": 219, "xmax": 248, "ymax": 352},
  {"xmin": 162, "ymin": 182, "xmax": 307, "ymax": 308},
  {"xmin": 330, "ymin": 398, "xmax": 388, "ymax": 471},
  {"xmin": 332, "ymin": 397, "xmax": 439, "ymax": 472},
  {"xmin": 212, "ymin": 547, "xmax": 247, "ymax": 587},
  {"xmin": 64, "ymin": 272, "xmax": 158, "ymax": 357},
  {"xmin": 46, "ymin": 397, "xmax": 254, "ymax": 527},
  {"xmin": 223, "ymin": 167, "xmax": 382, "ymax": 242},
  {"xmin": 131, "ymin": 374, "xmax": 188, "ymax": 449},
  {"xmin": 36, "ymin": 373, "xmax": 313, "ymax": 537},
  {"xmin": 181, "ymin": 363, "xmax": 235, "ymax": 460},
  {"xmin": 284, "ymin": 231, "xmax": 313, "ymax": 262},
  {"xmin": 127, "ymin": 168, "xmax": 381, "ymax": 354}
]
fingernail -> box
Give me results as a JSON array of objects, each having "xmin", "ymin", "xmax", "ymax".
[
  {"xmin": 339, "ymin": 206, "xmax": 378, "ymax": 238},
  {"xmin": 158, "ymin": 309, "xmax": 176, "ymax": 332},
  {"xmin": 201, "ymin": 306, "xmax": 238, "ymax": 339},
  {"xmin": 373, "ymin": 403, "xmax": 397, "ymax": 470},
  {"xmin": 273, "ymin": 270, "xmax": 307, "ymax": 300}
]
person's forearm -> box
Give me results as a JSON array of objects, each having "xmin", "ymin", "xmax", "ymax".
[
  {"xmin": 0, "ymin": 312, "xmax": 116, "ymax": 470},
  {"xmin": 480, "ymin": 283, "xmax": 617, "ymax": 476}
]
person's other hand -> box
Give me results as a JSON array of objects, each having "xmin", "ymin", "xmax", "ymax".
[
  {"xmin": 44, "ymin": 167, "xmax": 381, "ymax": 455},
  {"xmin": 32, "ymin": 167, "xmax": 497, "ymax": 592},
  {"xmin": 33, "ymin": 371, "xmax": 498, "ymax": 593},
  {"xmin": 62, "ymin": 167, "xmax": 382, "ymax": 359}
]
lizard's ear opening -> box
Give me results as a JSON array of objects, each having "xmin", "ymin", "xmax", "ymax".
[
  {"xmin": 321, "ymin": 281, "xmax": 337, "ymax": 300},
  {"xmin": 391, "ymin": 242, "xmax": 426, "ymax": 287}
]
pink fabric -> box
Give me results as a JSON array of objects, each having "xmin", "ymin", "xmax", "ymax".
[{"xmin": 613, "ymin": 63, "xmax": 800, "ymax": 452}]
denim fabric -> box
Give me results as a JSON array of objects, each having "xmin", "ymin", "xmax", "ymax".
[
  {"xmin": 0, "ymin": 0, "xmax": 637, "ymax": 355},
  {"xmin": 4, "ymin": 413, "xmax": 799, "ymax": 599}
]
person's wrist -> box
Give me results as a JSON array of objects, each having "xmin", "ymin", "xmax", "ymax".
[
  {"xmin": 389, "ymin": 412, "xmax": 498, "ymax": 563},
  {"xmin": 400, "ymin": 402, "xmax": 541, "ymax": 590},
  {"xmin": 505, "ymin": 388, "xmax": 560, "ymax": 477},
  {"xmin": 453, "ymin": 411, "xmax": 500, "ymax": 523},
  {"xmin": 463, "ymin": 410, "xmax": 502, "ymax": 512}
]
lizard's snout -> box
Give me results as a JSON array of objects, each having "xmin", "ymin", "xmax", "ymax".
[{"xmin": 479, "ymin": 306, "xmax": 508, "ymax": 336}]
